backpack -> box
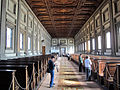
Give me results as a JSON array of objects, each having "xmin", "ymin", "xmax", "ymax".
[{"xmin": 47, "ymin": 67, "xmax": 50, "ymax": 73}]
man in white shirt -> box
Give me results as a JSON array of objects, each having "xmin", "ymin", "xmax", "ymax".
[{"xmin": 85, "ymin": 56, "xmax": 92, "ymax": 81}]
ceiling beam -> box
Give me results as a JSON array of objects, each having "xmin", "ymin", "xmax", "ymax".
[
  {"xmin": 43, "ymin": 0, "xmax": 57, "ymax": 37},
  {"xmin": 25, "ymin": 0, "xmax": 103, "ymax": 38},
  {"xmin": 32, "ymin": 5, "xmax": 77, "ymax": 9},
  {"xmin": 67, "ymin": 0, "xmax": 87, "ymax": 37}
]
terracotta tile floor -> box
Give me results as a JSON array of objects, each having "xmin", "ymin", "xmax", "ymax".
[{"xmin": 39, "ymin": 57, "xmax": 103, "ymax": 90}]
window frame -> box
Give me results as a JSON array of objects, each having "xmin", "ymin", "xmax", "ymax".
[
  {"xmin": 116, "ymin": 22, "xmax": 120, "ymax": 52},
  {"xmin": 114, "ymin": 0, "xmax": 120, "ymax": 14},
  {"xmin": 105, "ymin": 31, "xmax": 111, "ymax": 49},
  {"xmin": 88, "ymin": 40, "xmax": 90, "ymax": 51},
  {"xmin": 85, "ymin": 41, "xmax": 87, "ymax": 51},
  {"xmin": 103, "ymin": 8, "xmax": 109, "ymax": 23},
  {"xmin": 92, "ymin": 38, "xmax": 95, "ymax": 50},
  {"xmin": 95, "ymin": 17, "xmax": 100, "ymax": 27},
  {"xmin": 5, "ymin": 25, "xmax": 14, "ymax": 50},
  {"xmin": 28, "ymin": 36, "xmax": 31, "ymax": 50},
  {"xmin": 13, "ymin": 3, "xmax": 16, "ymax": 15},
  {"xmin": 24, "ymin": 14, "xmax": 26, "ymax": 23},
  {"xmin": 7, "ymin": 0, "xmax": 17, "ymax": 15},
  {"xmin": 98, "ymin": 35, "xmax": 102, "ymax": 50},
  {"xmin": 82, "ymin": 43, "xmax": 84, "ymax": 51},
  {"xmin": 0, "ymin": 0, "xmax": 2, "ymax": 18},
  {"xmin": 35, "ymin": 36, "xmax": 38, "ymax": 51},
  {"xmin": 19, "ymin": 33, "xmax": 24, "ymax": 50}
]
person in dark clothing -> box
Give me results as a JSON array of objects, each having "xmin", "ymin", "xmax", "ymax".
[
  {"xmin": 67, "ymin": 53, "xmax": 70, "ymax": 60},
  {"xmin": 48, "ymin": 56, "xmax": 55, "ymax": 88},
  {"xmin": 79, "ymin": 54, "xmax": 83, "ymax": 72}
]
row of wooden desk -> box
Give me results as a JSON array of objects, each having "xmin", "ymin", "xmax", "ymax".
[
  {"xmin": 71, "ymin": 54, "xmax": 120, "ymax": 90},
  {"xmin": 0, "ymin": 54, "xmax": 57, "ymax": 90}
]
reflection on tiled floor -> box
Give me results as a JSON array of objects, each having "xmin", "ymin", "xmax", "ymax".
[
  {"xmin": 39, "ymin": 57, "xmax": 103, "ymax": 90},
  {"xmin": 58, "ymin": 58, "xmax": 83, "ymax": 90}
]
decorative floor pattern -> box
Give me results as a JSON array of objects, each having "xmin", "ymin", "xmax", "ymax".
[{"xmin": 39, "ymin": 57, "xmax": 103, "ymax": 90}]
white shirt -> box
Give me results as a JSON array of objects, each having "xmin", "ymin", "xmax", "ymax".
[{"xmin": 85, "ymin": 59, "xmax": 92, "ymax": 69}]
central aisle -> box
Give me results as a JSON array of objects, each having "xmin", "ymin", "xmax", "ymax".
[{"xmin": 39, "ymin": 57, "xmax": 103, "ymax": 90}]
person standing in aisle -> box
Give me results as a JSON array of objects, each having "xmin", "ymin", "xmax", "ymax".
[
  {"xmin": 48, "ymin": 56, "xmax": 55, "ymax": 88},
  {"xmin": 79, "ymin": 54, "xmax": 83, "ymax": 72},
  {"xmin": 84, "ymin": 56, "xmax": 92, "ymax": 81}
]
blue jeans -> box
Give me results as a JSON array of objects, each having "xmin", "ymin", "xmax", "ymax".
[
  {"xmin": 50, "ymin": 70, "xmax": 54, "ymax": 87},
  {"xmin": 85, "ymin": 67, "xmax": 91, "ymax": 80}
]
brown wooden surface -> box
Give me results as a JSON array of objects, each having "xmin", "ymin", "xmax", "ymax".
[
  {"xmin": 71, "ymin": 54, "xmax": 120, "ymax": 89},
  {"xmin": 113, "ymin": 64, "xmax": 120, "ymax": 90},
  {"xmin": 42, "ymin": 46, "xmax": 46, "ymax": 55},
  {"xmin": 103, "ymin": 62, "xmax": 120, "ymax": 90},
  {"xmin": 0, "ymin": 54, "xmax": 57, "ymax": 89},
  {"xmin": 25, "ymin": 0, "xmax": 103, "ymax": 38}
]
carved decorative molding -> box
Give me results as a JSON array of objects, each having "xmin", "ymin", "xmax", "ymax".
[{"xmin": 26, "ymin": 0, "xmax": 103, "ymax": 37}]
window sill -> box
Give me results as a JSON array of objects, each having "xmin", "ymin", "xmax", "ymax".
[
  {"xmin": 116, "ymin": 52, "xmax": 120, "ymax": 56},
  {"xmin": 105, "ymin": 49, "xmax": 111, "ymax": 52},
  {"xmin": 5, "ymin": 53, "xmax": 16, "ymax": 57}
]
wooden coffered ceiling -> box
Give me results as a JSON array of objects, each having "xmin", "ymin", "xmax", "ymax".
[{"xmin": 26, "ymin": 0, "xmax": 103, "ymax": 38}]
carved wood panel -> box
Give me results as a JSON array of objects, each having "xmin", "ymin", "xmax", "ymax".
[{"xmin": 25, "ymin": 0, "xmax": 103, "ymax": 38}]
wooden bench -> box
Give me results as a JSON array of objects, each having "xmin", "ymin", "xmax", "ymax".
[
  {"xmin": 0, "ymin": 65, "xmax": 28, "ymax": 89},
  {"xmin": 94, "ymin": 59, "xmax": 120, "ymax": 85},
  {"xmin": 103, "ymin": 62, "xmax": 120, "ymax": 90},
  {"xmin": 7, "ymin": 56, "xmax": 48, "ymax": 84},
  {"xmin": 71, "ymin": 54, "xmax": 99, "ymax": 73},
  {"xmin": 71, "ymin": 54, "xmax": 120, "ymax": 83},
  {"xmin": 0, "ymin": 69, "xmax": 16, "ymax": 90},
  {"xmin": 113, "ymin": 64, "xmax": 120, "ymax": 90},
  {"xmin": 0, "ymin": 61, "xmax": 35, "ymax": 89},
  {"xmin": 82, "ymin": 55, "xmax": 120, "ymax": 84},
  {"xmin": 0, "ymin": 54, "xmax": 55, "ymax": 89}
]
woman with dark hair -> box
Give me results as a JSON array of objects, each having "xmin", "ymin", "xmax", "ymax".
[{"xmin": 79, "ymin": 54, "xmax": 83, "ymax": 72}]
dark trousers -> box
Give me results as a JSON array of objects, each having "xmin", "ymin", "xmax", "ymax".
[
  {"xmin": 79, "ymin": 63, "xmax": 82, "ymax": 72},
  {"xmin": 85, "ymin": 67, "xmax": 91, "ymax": 80},
  {"xmin": 68, "ymin": 57, "xmax": 70, "ymax": 60}
]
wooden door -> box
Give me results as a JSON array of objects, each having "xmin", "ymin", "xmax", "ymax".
[{"xmin": 42, "ymin": 46, "xmax": 45, "ymax": 55}]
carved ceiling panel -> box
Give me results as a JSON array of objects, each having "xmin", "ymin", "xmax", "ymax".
[
  {"xmin": 52, "ymin": 0, "xmax": 77, "ymax": 6},
  {"xmin": 53, "ymin": 8, "xmax": 74, "ymax": 14},
  {"xmin": 26, "ymin": 0, "xmax": 103, "ymax": 38}
]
